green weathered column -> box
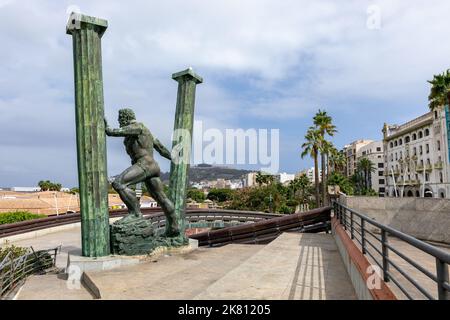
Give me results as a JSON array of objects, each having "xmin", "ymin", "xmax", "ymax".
[
  {"xmin": 169, "ymin": 68, "xmax": 203, "ymax": 234},
  {"xmin": 66, "ymin": 13, "xmax": 110, "ymax": 257}
]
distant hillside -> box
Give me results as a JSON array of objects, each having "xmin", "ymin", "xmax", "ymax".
[{"xmin": 160, "ymin": 164, "xmax": 252, "ymax": 183}]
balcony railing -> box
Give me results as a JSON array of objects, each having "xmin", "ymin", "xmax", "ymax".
[{"xmin": 435, "ymin": 161, "xmax": 444, "ymax": 169}]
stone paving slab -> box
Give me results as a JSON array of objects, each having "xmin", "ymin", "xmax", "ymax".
[
  {"xmin": 16, "ymin": 274, "xmax": 94, "ymax": 300},
  {"xmin": 86, "ymin": 244, "xmax": 264, "ymax": 299},
  {"xmin": 195, "ymin": 233, "xmax": 357, "ymax": 300}
]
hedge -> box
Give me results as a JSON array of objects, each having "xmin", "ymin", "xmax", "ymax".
[{"xmin": 0, "ymin": 211, "xmax": 46, "ymax": 225}]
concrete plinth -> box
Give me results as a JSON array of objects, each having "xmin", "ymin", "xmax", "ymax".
[{"xmin": 66, "ymin": 238, "xmax": 198, "ymax": 280}]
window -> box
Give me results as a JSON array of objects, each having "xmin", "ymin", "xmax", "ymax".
[
  {"xmin": 405, "ymin": 136, "xmax": 410, "ymax": 143},
  {"xmin": 378, "ymin": 171, "xmax": 384, "ymax": 176},
  {"xmin": 379, "ymin": 179, "xmax": 385, "ymax": 184},
  {"xmin": 437, "ymin": 140, "xmax": 441, "ymax": 151},
  {"xmin": 425, "ymin": 173, "xmax": 429, "ymax": 181},
  {"xmin": 412, "ymin": 133, "xmax": 417, "ymax": 140},
  {"xmin": 440, "ymin": 172, "xmax": 443, "ymax": 183},
  {"xmin": 377, "ymin": 147, "xmax": 381, "ymax": 152},
  {"xmin": 425, "ymin": 128, "xmax": 430, "ymax": 136},
  {"xmin": 378, "ymin": 163, "xmax": 384, "ymax": 168},
  {"xmin": 395, "ymin": 153, "xmax": 398, "ymax": 160},
  {"xmin": 419, "ymin": 146, "xmax": 423, "ymax": 155},
  {"xmin": 426, "ymin": 144, "xmax": 429, "ymax": 154},
  {"xmin": 427, "ymin": 158, "xmax": 431, "ymax": 165},
  {"xmin": 399, "ymin": 139, "xmax": 403, "ymax": 145},
  {"xmin": 413, "ymin": 147, "xmax": 417, "ymax": 156},
  {"xmin": 390, "ymin": 154, "xmax": 393, "ymax": 161},
  {"xmin": 394, "ymin": 141, "xmax": 398, "ymax": 147},
  {"xmin": 390, "ymin": 142, "xmax": 393, "ymax": 148},
  {"xmin": 419, "ymin": 131, "xmax": 423, "ymax": 139},
  {"xmin": 400, "ymin": 151, "xmax": 403, "ymax": 159}
]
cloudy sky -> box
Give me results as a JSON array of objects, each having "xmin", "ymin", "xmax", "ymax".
[{"xmin": 1, "ymin": 0, "xmax": 450, "ymax": 187}]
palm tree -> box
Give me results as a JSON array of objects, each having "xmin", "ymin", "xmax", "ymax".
[
  {"xmin": 356, "ymin": 158, "xmax": 376, "ymax": 191},
  {"xmin": 301, "ymin": 127, "xmax": 322, "ymax": 207},
  {"xmin": 428, "ymin": 69, "xmax": 450, "ymax": 111},
  {"xmin": 428, "ymin": 70, "xmax": 450, "ymax": 149},
  {"xmin": 313, "ymin": 110, "xmax": 337, "ymax": 206}
]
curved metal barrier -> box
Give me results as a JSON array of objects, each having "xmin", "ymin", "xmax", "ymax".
[
  {"xmin": 0, "ymin": 246, "xmax": 59, "ymax": 298},
  {"xmin": 189, "ymin": 207, "xmax": 332, "ymax": 246},
  {"xmin": 0, "ymin": 208, "xmax": 281, "ymax": 239},
  {"xmin": 334, "ymin": 201, "xmax": 450, "ymax": 300}
]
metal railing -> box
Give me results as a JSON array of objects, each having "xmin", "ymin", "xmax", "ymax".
[
  {"xmin": 333, "ymin": 201, "xmax": 450, "ymax": 300},
  {"xmin": 0, "ymin": 246, "xmax": 59, "ymax": 297}
]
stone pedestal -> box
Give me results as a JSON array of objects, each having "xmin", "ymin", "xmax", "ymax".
[{"xmin": 110, "ymin": 216, "xmax": 189, "ymax": 255}]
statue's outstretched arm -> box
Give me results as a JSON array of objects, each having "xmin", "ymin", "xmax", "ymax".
[
  {"xmin": 105, "ymin": 123, "xmax": 142, "ymax": 137},
  {"xmin": 154, "ymin": 138, "xmax": 172, "ymax": 160}
]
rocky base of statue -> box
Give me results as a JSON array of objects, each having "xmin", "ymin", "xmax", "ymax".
[{"xmin": 110, "ymin": 216, "xmax": 188, "ymax": 256}]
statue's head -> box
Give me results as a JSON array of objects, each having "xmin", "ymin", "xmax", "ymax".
[{"xmin": 118, "ymin": 108, "xmax": 136, "ymax": 127}]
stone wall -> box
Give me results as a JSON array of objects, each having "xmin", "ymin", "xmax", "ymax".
[{"xmin": 339, "ymin": 195, "xmax": 450, "ymax": 244}]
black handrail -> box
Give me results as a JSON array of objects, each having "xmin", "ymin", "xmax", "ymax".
[{"xmin": 333, "ymin": 201, "xmax": 450, "ymax": 300}]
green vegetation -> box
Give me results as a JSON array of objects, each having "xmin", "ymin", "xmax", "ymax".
[
  {"xmin": 187, "ymin": 188, "xmax": 206, "ymax": 203},
  {"xmin": 0, "ymin": 211, "xmax": 46, "ymax": 225},
  {"xmin": 37, "ymin": 180, "xmax": 62, "ymax": 191},
  {"xmin": 207, "ymin": 188, "xmax": 235, "ymax": 202},
  {"xmin": 327, "ymin": 172, "xmax": 354, "ymax": 195},
  {"xmin": 0, "ymin": 242, "xmax": 29, "ymax": 261},
  {"xmin": 227, "ymin": 181, "xmax": 314, "ymax": 214},
  {"xmin": 301, "ymin": 109, "xmax": 338, "ymax": 207}
]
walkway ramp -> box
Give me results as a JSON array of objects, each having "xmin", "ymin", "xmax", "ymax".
[{"xmin": 15, "ymin": 232, "xmax": 356, "ymax": 300}]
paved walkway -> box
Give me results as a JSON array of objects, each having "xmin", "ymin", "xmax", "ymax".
[{"xmin": 12, "ymin": 232, "xmax": 356, "ymax": 300}]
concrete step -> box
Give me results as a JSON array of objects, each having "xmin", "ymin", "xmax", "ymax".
[
  {"xmin": 194, "ymin": 232, "xmax": 357, "ymax": 300},
  {"xmin": 86, "ymin": 244, "xmax": 265, "ymax": 299},
  {"xmin": 16, "ymin": 274, "xmax": 94, "ymax": 300}
]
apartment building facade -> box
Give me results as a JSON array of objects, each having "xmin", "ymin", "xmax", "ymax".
[
  {"xmin": 343, "ymin": 139, "xmax": 374, "ymax": 177},
  {"xmin": 382, "ymin": 106, "xmax": 450, "ymax": 198},
  {"xmin": 356, "ymin": 141, "xmax": 386, "ymax": 196}
]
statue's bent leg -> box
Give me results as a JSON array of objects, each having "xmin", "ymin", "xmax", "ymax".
[
  {"xmin": 112, "ymin": 164, "xmax": 147, "ymax": 218},
  {"xmin": 145, "ymin": 177, "xmax": 180, "ymax": 237}
]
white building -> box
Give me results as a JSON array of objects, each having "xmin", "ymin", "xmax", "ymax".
[
  {"xmin": 383, "ymin": 107, "xmax": 450, "ymax": 198},
  {"xmin": 275, "ymin": 172, "xmax": 296, "ymax": 185},
  {"xmin": 244, "ymin": 172, "xmax": 258, "ymax": 187},
  {"xmin": 11, "ymin": 187, "xmax": 41, "ymax": 192},
  {"xmin": 356, "ymin": 141, "xmax": 385, "ymax": 196},
  {"xmin": 298, "ymin": 167, "xmax": 322, "ymax": 184},
  {"xmin": 343, "ymin": 140, "xmax": 374, "ymax": 177}
]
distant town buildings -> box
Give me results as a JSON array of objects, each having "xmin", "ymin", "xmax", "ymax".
[
  {"xmin": 297, "ymin": 167, "xmax": 322, "ymax": 184},
  {"xmin": 382, "ymin": 107, "xmax": 450, "ymax": 199},
  {"xmin": 275, "ymin": 173, "xmax": 296, "ymax": 185}
]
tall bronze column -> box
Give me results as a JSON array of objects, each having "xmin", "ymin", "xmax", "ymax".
[
  {"xmin": 66, "ymin": 13, "xmax": 110, "ymax": 257},
  {"xmin": 169, "ymin": 68, "xmax": 203, "ymax": 235}
]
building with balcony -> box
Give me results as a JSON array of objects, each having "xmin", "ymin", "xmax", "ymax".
[
  {"xmin": 343, "ymin": 139, "xmax": 374, "ymax": 177},
  {"xmin": 382, "ymin": 106, "xmax": 450, "ymax": 198},
  {"xmin": 356, "ymin": 141, "xmax": 386, "ymax": 197}
]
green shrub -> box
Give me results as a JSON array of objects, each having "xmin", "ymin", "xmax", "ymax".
[
  {"xmin": 0, "ymin": 211, "xmax": 46, "ymax": 225},
  {"xmin": 0, "ymin": 241, "xmax": 29, "ymax": 261}
]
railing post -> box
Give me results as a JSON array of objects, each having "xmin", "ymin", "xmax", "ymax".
[
  {"xmin": 436, "ymin": 258, "xmax": 449, "ymax": 300},
  {"xmin": 381, "ymin": 229, "xmax": 390, "ymax": 282},
  {"xmin": 350, "ymin": 211, "xmax": 354, "ymax": 239},
  {"xmin": 339, "ymin": 205, "xmax": 343, "ymax": 225},
  {"xmin": 361, "ymin": 218, "xmax": 366, "ymax": 254},
  {"xmin": 343, "ymin": 208, "xmax": 347, "ymax": 231}
]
